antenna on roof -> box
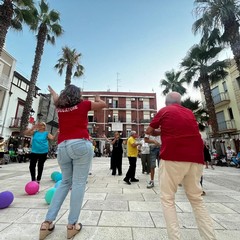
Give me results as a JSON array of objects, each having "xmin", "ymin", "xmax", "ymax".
[{"xmin": 117, "ymin": 72, "xmax": 121, "ymax": 92}]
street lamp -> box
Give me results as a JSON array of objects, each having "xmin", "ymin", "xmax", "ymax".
[
  {"xmin": 30, "ymin": 108, "xmax": 35, "ymax": 116},
  {"xmin": 37, "ymin": 112, "xmax": 43, "ymax": 120}
]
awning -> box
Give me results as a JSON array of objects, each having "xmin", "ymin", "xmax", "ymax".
[{"xmin": 47, "ymin": 120, "xmax": 59, "ymax": 128}]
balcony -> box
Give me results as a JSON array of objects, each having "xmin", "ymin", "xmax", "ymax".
[
  {"xmin": 139, "ymin": 119, "xmax": 151, "ymax": 124},
  {"xmin": 218, "ymin": 120, "xmax": 237, "ymax": 133},
  {"xmin": 9, "ymin": 117, "xmax": 21, "ymax": 128},
  {"xmin": 0, "ymin": 73, "xmax": 10, "ymax": 90},
  {"xmin": 213, "ymin": 92, "xmax": 230, "ymax": 108}
]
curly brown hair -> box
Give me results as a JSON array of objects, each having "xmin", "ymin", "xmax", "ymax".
[{"xmin": 56, "ymin": 85, "xmax": 82, "ymax": 108}]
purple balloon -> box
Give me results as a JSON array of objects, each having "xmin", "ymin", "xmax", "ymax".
[
  {"xmin": 25, "ymin": 181, "xmax": 40, "ymax": 195},
  {"xmin": 0, "ymin": 191, "xmax": 14, "ymax": 209}
]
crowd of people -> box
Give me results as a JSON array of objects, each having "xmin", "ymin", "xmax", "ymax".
[{"xmin": 2, "ymin": 86, "xmax": 240, "ymax": 240}]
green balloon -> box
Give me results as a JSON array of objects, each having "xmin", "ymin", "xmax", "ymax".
[
  {"xmin": 45, "ymin": 187, "xmax": 56, "ymax": 205},
  {"xmin": 51, "ymin": 171, "xmax": 60, "ymax": 181}
]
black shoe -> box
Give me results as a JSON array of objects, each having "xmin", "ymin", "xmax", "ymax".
[
  {"xmin": 123, "ymin": 177, "xmax": 131, "ymax": 185},
  {"xmin": 131, "ymin": 178, "xmax": 139, "ymax": 182}
]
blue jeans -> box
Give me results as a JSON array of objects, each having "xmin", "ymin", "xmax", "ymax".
[{"xmin": 45, "ymin": 139, "xmax": 93, "ymax": 224}]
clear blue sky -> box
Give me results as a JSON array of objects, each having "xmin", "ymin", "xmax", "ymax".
[{"xmin": 6, "ymin": 0, "xmax": 203, "ymax": 109}]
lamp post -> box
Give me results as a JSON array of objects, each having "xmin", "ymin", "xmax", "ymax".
[{"xmin": 37, "ymin": 112, "xmax": 43, "ymax": 121}]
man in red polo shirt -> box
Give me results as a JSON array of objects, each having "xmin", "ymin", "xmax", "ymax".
[{"xmin": 146, "ymin": 92, "xmax": 216, "ymax": 240}]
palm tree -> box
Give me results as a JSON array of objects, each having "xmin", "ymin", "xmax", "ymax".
[
  {"xmin": 0, "ymin": 0, "xmax": 35, "ymax": 55},
  {"xmin": 55, "ymin": 46, "xmax": 84, "ymax": 87},
  {"xmin": 160, "ymin": 70, "xmax": 187, "ymax": 95},
  {"xmin": 181, "ymin": 42, "xmax": 229, "ymax": 136},
  {"xmin": 193, "ymin": 0, "xmax": 240, "ymax": 72},
  {"xmin": 181, "ymin": 97, "xmax": 209, "ymax": 131},
  {"xmin": 20, "ymin": 0, "xmax": 63, "ymax": 134}
]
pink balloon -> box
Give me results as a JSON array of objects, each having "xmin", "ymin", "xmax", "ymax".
[{"xmin": 25, "ymin": 181, "xmax": 39, "ymax": 195}]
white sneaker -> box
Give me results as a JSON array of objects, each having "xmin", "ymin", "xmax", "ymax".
[{"xmin": 147, "ymin": 181, "xmax": 154, "ymax": 188}]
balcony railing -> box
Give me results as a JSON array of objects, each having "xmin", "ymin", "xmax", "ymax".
[
  {"xmin": 9, "ymin": 117, "xmax": 21, "ymax": 128},
  {"xmin": 0, "ymin": 73, "xmax": 10, "ymax": 90},
  {"xmin": 218, "ymin": 120, "xmax": 236, "ymax": 133},
  {"xmin": 213, "ymin": 92, "xmax": 230, "ymax": 107},
  {"xmin": 139, "ymin": 119, "xmax": 151, "ymax": 123}
]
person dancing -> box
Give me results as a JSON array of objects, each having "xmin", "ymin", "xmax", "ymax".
[{"xmin": 39, "ymin": 85, "xmax": 106, "ymax": 240}]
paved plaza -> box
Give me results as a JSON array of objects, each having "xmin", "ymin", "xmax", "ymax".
[{"xmin": 1, "ymin": 157, "xmax": 240, "ymax": 240}]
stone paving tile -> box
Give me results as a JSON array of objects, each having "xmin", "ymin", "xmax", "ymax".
[
  {"xmin": 83, "ymin": 192, "xmax": 107, "ymax": 201},
  {"xmin": 83, "ymin": 200, "xmax": 128, "ymax": 211},
  {"xmin": 149, "ymin": 212, "xmax": 223, "ymax": 230},
  {"xmin": 0, "ymin": 208, "xmax": 29, "ymax": 223},
  {"xmin": 86, "ymin": 183, "xmax": 107, "ymax": 188},
  {"xmin": 215, "ymin": 230, "xmax": 240, "ymax": 240},
  {"xmin": 176, "ymin": 202, "xmax": 236, "ymax": 214},
  {"xmin": 123, "ymin": 188, "xmax": 157, "ymax": 194},
  {"xmin": 211, "ymin": 213, "xmax": 240, "ymax": 230},
  {"xmin": 99, "ymin": 211, "xmax": 154, "ymax": 227},
  {"xmin": 106, "ymin": 193, "xmax": 144, "ymax": 201},
  {"xmin": 57, "ymin": 210, "xmax": 101, "ymax": 226},
  {"xmin": 132, "ymin": 227, "xmax": 168, "ymax": 240},
  {"xmin": 108, "ymin": 183, "xmax": 140, "ymax": 189},
  {"xmin": 15, "ymin": 208, "xmax": 67, "ymax": 223},
  {"xmin": 1, "ymin": 158, "xmax": 240, "ymax": 239},
  {"xmin": 73, "ymin": 226, "xmax": 132, "ymax": 240},
  {"xmin": 222, "ymin": 202, "xmax": 240, "ymax": 213},
  {"xmin": 142, "ymin": 193, "xmax": 161, "ymax": 202},
  {"xmin": 129, "ymin": 201, "xmax": 164, "ymax": 212},
  {"xmin": 86, "ymin": 187, "xmax": 122, "ymax": 194}
]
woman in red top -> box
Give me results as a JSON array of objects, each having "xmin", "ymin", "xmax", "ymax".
[{"xmin": 39, "ymin": 85, "xmax": 106, "ymax": 240}]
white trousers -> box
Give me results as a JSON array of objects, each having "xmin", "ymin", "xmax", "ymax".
[{"xmin": 159, "ymin": 160, "xmax": 217, "ymax": 240}]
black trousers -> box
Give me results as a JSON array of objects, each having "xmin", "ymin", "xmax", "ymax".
[
  {"xmin": 29, "ymin": 153, "xmax": 48, "ymax": 181},
  {"xmin": 111, "ymin": 151, "xmax": 123, "ymax": 175},
  {"xmin": 125, "ymin": 157, "xmax": 137, "ymax": 180}
]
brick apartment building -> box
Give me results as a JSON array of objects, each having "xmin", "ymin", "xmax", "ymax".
[{"xmin": 82, "ymin": 91, "xmax": 157, "ymax": 139}]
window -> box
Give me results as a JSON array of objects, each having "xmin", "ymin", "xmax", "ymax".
[
  {"xmin": 211, "ymin": 86, "xmax": 220, "ymax": 104},
  {"xmin": 21, "ymin": 81, "xmax": 27, "ymax": 91},
  {"xmin": 228, "ymin": 108, "xmax": 234, "ymax": 120},
  {"xmin": 0, "ymin": 89, "xmax": 5, "ymax": 110},
  {"xmin": 113, "ymin": 99, "xmax": 118, "ymax": 108},
  {"xmin": 222, "ymin": 81, "xmax": 228, "ymax": 92},
  {"xmin": 126, "ymin": 98, "xmax": 131, "ymax": 108},
  {"xmin": 236, "ymin": 77, "xmax": 240, "ymax": 89},
  {"xmin": 16, "ymin": 99, "xmax": 25, "ymax": 119},
  {"xmin": 143, "ymin": 112, "xmax": 150, "ymax": 120},
  {"xmin": 143, "ymin": 99, "xmax": 149, "ymax": 109},
  {"xmin": 126, "ymin": 111, "xmax": 131, "ymax": 123},
  {"xmin": 113, "ymin": 110, "xmax": 118, "ymax": 122}
]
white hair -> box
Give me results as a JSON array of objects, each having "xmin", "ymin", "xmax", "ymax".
[{"xmin": 165, "ymin": 92, "xmax": 181, "ymax": 106}]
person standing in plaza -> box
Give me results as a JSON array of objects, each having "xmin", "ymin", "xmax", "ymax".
[
  {"xmin": 204, "ymin": 142, "xmax": 214, "ymax": 170},
  {"xmin": 24, "ymin": 122, "xmax": 57, "ymax": 183},
  {"xmin": 140, "ymin": 138, "xmax": 150, "ymax": 174},
  {"xmin": 123, "ymin": 131, "xmax": 141, "ymax": 185},
  {"xmin": 226, "ymin": 145, "xmax": 235, "ymax": 166},
  {"xmin": 145, "ymin": 92, "xmax": 216, "ymax": 240},
  {"xmin": 39, "ymin": 85, "xmax": 106, "ymax": 240},
  {"xmin": 144, "ymin": 134, "xmax": 161, "ymax": 188},
  {"xmin": 0, "ymin": 137, "xmax": 5, "ymax": 167},
  {"xmin": 105, "ymin": 132, "xmax": 124, "ymax": 176}
]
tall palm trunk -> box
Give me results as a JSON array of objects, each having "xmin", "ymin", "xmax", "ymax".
[
  {"xmin": 224, "ymin": 21, "xmax": 240, "ymax": 73},
  {"xmin": 0, "ymin": 0, "xmax": 13, "ymax": 55},
  {"xmin": 200, "ymin": 76, "xmax": 219, "ymax": 137},
  {"xmin": 65, "ymin": 64, "xmax": 73, "ymax": 86},
  {"xmin": 20, "ymin": 23, "xmax": 47, "ymax": 134}
]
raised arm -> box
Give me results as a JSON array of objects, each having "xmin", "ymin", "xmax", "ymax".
[
  {"xmin": 91, "ymin": 95, "xmax": 107, "ymax": 110},
  {"xmin": 48, "ymin": 85, "xmax": 59, "ymax": 105},
  {"xmin": 24, "ymin": 124, "xmax": 38, "ymax": 136}
]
